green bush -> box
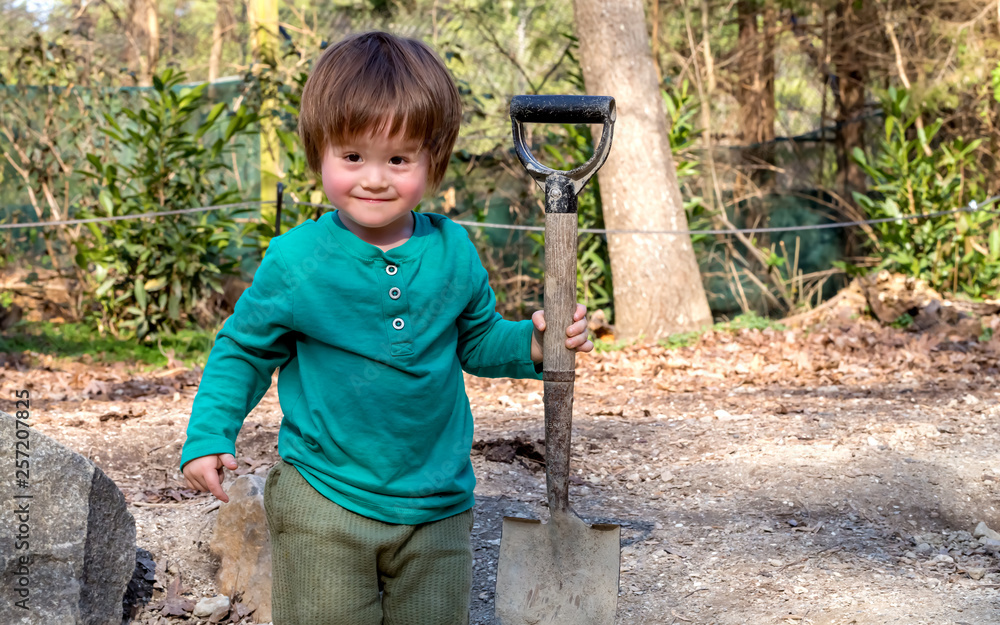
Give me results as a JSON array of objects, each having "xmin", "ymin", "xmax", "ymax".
[
  {"xmin": 852, "ymin": 87, "xmax": 998, "ymax": 298},
  {"xmin": 74, "ymin": 68, "xmax": 258, "ymax": 341}
]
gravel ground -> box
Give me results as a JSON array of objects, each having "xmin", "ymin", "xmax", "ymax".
[{"xmin": 4, "ymin": 318, "xmax": 1000, "ymax": 624}]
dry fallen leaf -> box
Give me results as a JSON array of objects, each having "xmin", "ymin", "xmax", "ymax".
[{"xmin": 152, "ymin": 574, "xmax": 194, "ymax": 617}]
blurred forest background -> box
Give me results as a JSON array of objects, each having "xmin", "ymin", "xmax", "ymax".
[{"xmin": 1, "ymin": 0, "xmax": 999, "ymax": 349}]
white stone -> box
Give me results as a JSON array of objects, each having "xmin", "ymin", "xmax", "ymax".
[{"xmin": 193, "ymin": 594, "xmax": 231, "ymax": 618}]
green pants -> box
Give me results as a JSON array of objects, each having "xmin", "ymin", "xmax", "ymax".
[{"xmin": 263, "ymin": 459, "xmax": 474, "ymax": 625}]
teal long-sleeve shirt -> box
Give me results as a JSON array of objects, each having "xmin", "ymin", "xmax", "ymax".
[{"xmin": 180, "ymin": 209, "xmax": 543, "ymax": 524}]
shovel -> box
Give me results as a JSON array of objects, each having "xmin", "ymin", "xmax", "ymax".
[{"xmin": 494, "ymin": 95, "xmax": 620, "ymax": 625}]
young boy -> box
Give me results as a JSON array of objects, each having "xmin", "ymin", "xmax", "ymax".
[{"xmin": 179, "ymin": 30, "xmax": 593, "ymax": 625}]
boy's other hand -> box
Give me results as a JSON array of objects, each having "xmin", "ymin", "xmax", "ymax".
[
  {"xmin": 530, "ymin": 303, "xmax": 593, "ymax": 363},
  {"xmin": 182, "ymin": 453, "xmax": 238, "ymax": 503}
]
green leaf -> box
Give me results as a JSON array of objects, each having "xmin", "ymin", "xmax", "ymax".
[
  {"xmin": 223, "ymin": 113, "xmax": 241, "ymax": 143},
  {"xmin": 957, "ymin": 214, "xmax": 970, "ymax": 236},
  {"xmin": 96, "ymin": 277, "xmax": 116, "ymax": 297},
  {"xmin": 85, "ymin": 153, "xmax": 103, "ymax": 173},
  {"xmin": 168, "ymin": 278, "xmax": 181, "ymax": 320},
  {"xmin": 86, "ymin": 222, "xmax": 106, "ymax": 246},
  {"xmin": 134, "ymin": 279, "xmax": 147, "ymax": 310},
  {"xmin": 145, "ymin": 276, "xmax": 168, "ymax": 292},
  {"xmin": 195, "ymin": 103, "xmax": 227, "ymax": 139},
  {"xmin": 989, "ymin": 62, "xmax": 1000, "ymax": 103},
  {"xmin": 884, "ymin": 198, "xmax": 901, "ymax": 217},
  {"xmin": 98, "ymin": 190, "xmax": 115, "ymax": 216}
]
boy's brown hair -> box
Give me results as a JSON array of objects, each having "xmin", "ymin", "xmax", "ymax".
[{"xmin": 298, "ymin": 31, "xmax": 462, "ymax": 191}]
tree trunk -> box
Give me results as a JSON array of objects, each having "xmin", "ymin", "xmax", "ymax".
[
  {"xmin": 126, "ymin": 0, "xmax": 159, "ymax": 86},
  {"xmin": 246, "ymin": 0, "xmax": 258, "ymax": 62},
  {"xmin": 571, "ymin": 0, "xmax": 713, "ymax": 340},
  {"xmin": 71, "ymin": 0, "xmax": 95, "ymax": 86},
  {"xmin": 209, "ymin": 0, "xmax": 232, "ymax": 98},
  {"xmin": 832, "ymin": 0, "xmax": 868, "ymax": 201},
  {"xmin": 126, "ymin": 0, "xmax": 145, "ymax": 84},
  {"xmin": 145, "ymin": 0, "xmax": 159, "ymax": 84},
  {"xmin": 736, "ymin": 0, "xmax": 776, "ymax": 192}
]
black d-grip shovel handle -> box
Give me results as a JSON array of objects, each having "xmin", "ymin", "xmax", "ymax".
[{"xmin": 510, "ymin": 95, "xmax": 616, "ymax": 199}]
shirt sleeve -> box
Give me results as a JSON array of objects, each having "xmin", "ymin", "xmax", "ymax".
[
  {"xmin": 179, "ymin": 244, "xmax": 296, "ymax": 471},
  {"xmin": 456, "ymin": 240, "xmax": 544, "ymax": 380}
]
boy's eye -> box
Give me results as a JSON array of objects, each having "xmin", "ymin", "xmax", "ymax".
[
  {"xmin": 345, "ymin": 153, "xmax": 362, "ymax": 163},
  {"xmin": 389, "ymin": 156, "xmax": 407, "ymax": 165}
]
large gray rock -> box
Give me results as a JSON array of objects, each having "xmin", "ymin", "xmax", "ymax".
[
  {"xmin": 210, "ymin": 474, "xmax": 272, "ymax": 622},
  {"xmin": 0, "ymin": 410, "xmax": 135, "ymax": 624}
]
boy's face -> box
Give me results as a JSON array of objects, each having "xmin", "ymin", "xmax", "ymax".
[{"xmin": 321, "ymin": 126, "xmax": 430, "ymax": 243}]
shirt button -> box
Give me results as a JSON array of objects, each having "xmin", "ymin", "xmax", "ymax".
[
  {"xmin": 389, "ymin": 287, "xmax": 401, "ymax": 300},
  {"xmin": 385, "ymin": 264, "xmax": 398, "ymax": 275},
  {"xmin": 392, "ymin": 318, "xmax": 405, "ymax": 330}
]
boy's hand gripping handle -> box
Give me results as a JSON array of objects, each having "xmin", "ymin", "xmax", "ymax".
[{"xmin": 509, "ymin": 95, "xmax": 615, "ymax": 515}]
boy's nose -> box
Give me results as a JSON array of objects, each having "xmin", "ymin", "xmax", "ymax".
[{"xmin": 361, "ymin": 165, "xmax": 389, "ymax": 189}]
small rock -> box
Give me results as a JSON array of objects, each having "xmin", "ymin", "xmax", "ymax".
[
  {"xmin": 867, "ymin": 436, "xmax": 881, "ymax": 447},
  {"xmin": 498, "ymin": 395, "xmax": 522, "ymax": 411},
  {"xmin": 967, "ymin": 568, "xmax": 987, "ymax": 580},
  {"xmin": 953, "ymin": 530, "xmax": 974, "ymax": 543},
  {"xmin": 715, "ymin": 409, "xmax": 750, "ymax": 422},
  {"xmin": 915, "ymin": 543, "xmax": 933, "ymax": 554},
  {"xmin": 973, "ymin": 521, "xmax": 1000, "ymax": 541},
  {"xmin": 979, "ymin": 537, "xmax": 1000, "ymax": 551},
  {"xmin": 931, "ymin": 554, "xmax": 954, "ymax": 565},
  {"xmin": 525, "ymin": 392, "xmax": 542, "ymax": 403},
  {"xmin": 193, "ymin": 595, "xmax": 230, "ymax": 618},
  {"xmin": 211, "ymin": 474, "xmax": 273, "ymax": 622},
  {"xmin": 659, "ymin": 471, "xmax": 675, "ymax": 483},
  {"xmin": 768, "ymin": 559, "xmax": 783, "ymax": 567},
  {"xmin": 792, "ymin": 586, "xmax": 807, "ymax": 594},
  {"xmin": 963, "ymin": 394, "xmax": 980, "ymax": 405},
  {"xmin": 914, "ymin": 423, "xmax": 940, "ymax": 438}
]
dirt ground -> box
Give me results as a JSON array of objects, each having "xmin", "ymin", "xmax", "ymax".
[{"xmin": 4, "ymin": 316, "xmax": 1000, "ymax": 625}]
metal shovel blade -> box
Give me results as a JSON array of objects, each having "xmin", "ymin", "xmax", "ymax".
[{"xmin": 495, "ymin": 512, "xmax": 620, "ymax": 624}]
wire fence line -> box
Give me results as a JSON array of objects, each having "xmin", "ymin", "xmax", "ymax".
[
  {"xmin": 2, "ymin": 195, "xmax": 999, "ymax": 236},
  {"xmin": 0, "ymin": 201, "xmax": 270, "ymax": 230}
]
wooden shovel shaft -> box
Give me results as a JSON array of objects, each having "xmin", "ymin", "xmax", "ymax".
[{"xmin": 542, "ymin": 175, "xmax": 578, "ymax": 515}]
